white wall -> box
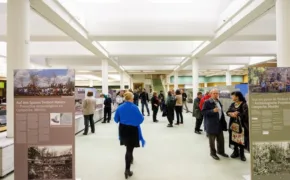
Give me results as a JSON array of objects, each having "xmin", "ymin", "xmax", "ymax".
[{"xmin": 75, "ymin": 80, "xmax": 129, "ymax": 87}]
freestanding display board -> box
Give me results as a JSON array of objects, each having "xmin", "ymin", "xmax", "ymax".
[
  {"xmin": 249, "ymin": 67, "xmax": 290, "ymax": 180},
  {"xmin": 14, "ymin": 69, "xmax": 75, "ymax": 180}
]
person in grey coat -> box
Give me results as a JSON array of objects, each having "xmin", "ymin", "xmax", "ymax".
[
  {"xmin": 202, "ymin": 89, "xmax": 228, "ymax": 160},
  {"xmin": 192, "ymin": 91, "xmax": 203, "ymax": 134}
]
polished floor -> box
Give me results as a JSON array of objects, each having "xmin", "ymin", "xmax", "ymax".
[{"xmin": 4, "ymin": 107, "xmax": 250, "ymax": 180}]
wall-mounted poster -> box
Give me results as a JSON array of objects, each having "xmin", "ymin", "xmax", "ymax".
[
  {"xmin": 14, "ymin": 69, "xmax": 75, "ymax": 180},
  {"xmin": 249, "ymin": 67, "xmax": 290, "ymax": 180}
]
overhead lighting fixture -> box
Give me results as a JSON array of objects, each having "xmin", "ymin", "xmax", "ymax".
[
  {"xmin": 77, "ymin": 70, "xmax": 91, "ymax": 73},
  {"xmin": 143, "ymin": 70, "xmax": 156, "ymax": 73},
  {"xmin": 92, "ymin": 41, "xmax": 109, "ymax": 58}
]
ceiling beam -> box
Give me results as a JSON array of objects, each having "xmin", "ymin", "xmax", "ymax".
[
  {"xmin": 171, "ymin": 0, "xmax": 275, "ymax": 74},
  {"xmin": 30, "ymin": 0, "xmax": 131, "ymax": 79}
]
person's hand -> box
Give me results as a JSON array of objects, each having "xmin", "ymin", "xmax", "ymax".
[
  {"xmin": 154, "ymin": 104, "xmax": 158, "ymax": 107},
  {"xmin": 213, "ymin": 107, "xmax": 219, "ymax": 113}
]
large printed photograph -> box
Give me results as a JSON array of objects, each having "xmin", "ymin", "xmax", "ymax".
[
  {"xmin": 28, "ymin": 146, "xmax": 73, "ymax": 179},
  {"xmin": 249, "ymin": 67, "xmax": 290, "ymax": 93},
  {"xmin": 253, "ymin": 141, "xmax": 290, "ymax": 176},
  {"xmin": 14, "ymin": 69, "xmax": 75, "ymax": 97}
]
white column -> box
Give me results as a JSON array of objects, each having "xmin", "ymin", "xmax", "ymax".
[
  {"xmin": 102, "ymin": 59, "xmax": 108, "ymax": 94},
  {"xmin": 204, "ymin": 83, "xmax": 208, "ymax": 88},
  {"xmin": 276, "ymin": 0, "xmax": 290, "ymax": 67},
  {"xmin": 120, "ymin": 71, "xmax": 125, "ymax": 90},
  {"xmin": 192, "ymin": 59, "xmax": 199, "ymax": 99},
  {"xmin": 6, "ymin": 0, "xmax": 30, "ymax": 138},
  {"xmin": 89, "ymin": 79, "xmax": 93, "ymax": 87},
  {"xmin": 226, "ymin": 71, "xmax": 232, "ymax": 86},
  {"xmin": 174, "ymin": 71, "xmax": 178, "ymax": 90},
  {"xmin": 130, "ymin": 78, "xmax": 133, "ymax": 90}
]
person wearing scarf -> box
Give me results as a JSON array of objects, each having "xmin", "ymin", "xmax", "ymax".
[{"xmin": 114, "ymin": 92, "xmax": 146, "ymax": 179}]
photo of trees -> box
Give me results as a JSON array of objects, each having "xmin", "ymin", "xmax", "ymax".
[{"xmin": 253, "ymin": 142, "xmax": 290, "ymax": 176}]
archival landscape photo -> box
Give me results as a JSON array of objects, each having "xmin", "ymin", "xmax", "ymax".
[
  {"xmin": 14, "ymin": 69, "xmax": 75, "ymax": 97},
  {"xmin": 28, "ymin": 146, "xmax": 73, "ymax": 179}
]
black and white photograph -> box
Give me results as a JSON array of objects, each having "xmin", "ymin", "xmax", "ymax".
[
  {"xmin": 50, "ymin": 113, "xmax": 73, "ymax": 126},
  {"xmin": 50, "ymin": 113, "xmax": 61, "ymax": 125},
  {"xmin": 28, "ymin": 146, "xmax": 73, "ymax": 180},
  {"xmin": 252, "ymin": 141, "xmax": 290, "ymax": 176}
]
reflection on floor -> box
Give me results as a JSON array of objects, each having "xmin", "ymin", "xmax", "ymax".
[{"xmin": 3, "ymin": 106, "xmax": 250, "ymax": 180}]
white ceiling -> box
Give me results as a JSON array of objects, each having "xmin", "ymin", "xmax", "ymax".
[{"xmin": 0, "ymin": 0, "xmax": 279, "ymax": 80}]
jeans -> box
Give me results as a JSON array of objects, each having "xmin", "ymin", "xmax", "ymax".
[
  {"xmin": 195, "ymin": 118, "xmax": 203, "ymax": 131},
  {"xmin": 141, "ymin": 102, "xmax": 150, "ymax": 115},
  {"xmin": 84, "ymin": 114, "xmax": 94, "ymax": 134},
  {"xmin": 104, "ymin": 107, "xmax": 111, "ymax": 122}
]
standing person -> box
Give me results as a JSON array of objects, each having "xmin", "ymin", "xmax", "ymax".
[
  {"xmin": 193, "ymin": 92, "xmax": 203, "ymax": 134},
  {"xmin": 174, "ymin": 89, "xmax": 183, "ymax": 125},
  {"xmin": 139, "ymin": 88, "xmax": 150, "ymax": 116},
  {"xmin": 151, "ymin": 92, "xmax": 160, "ymax": 123},
  {"xmin": 133, "ymin": 90, "xmax": 139, "ymax": 106},
  {"xmin": 158, "ymin": 91, "xmax": 165, "ymax": 112},
  {"xmin": 199, "ymin": 91, "xmax": 211, "ymax": 132},
  {"xmin": 202, "ymin": 89, "xmax": 228, "ymax": 160},
  {"xmin": 114, "ymin": 92, "xmax": 146, "ymax": 179},
  {"xmin": 116, "ymin": 91, "xmax": 124, "ymax": 106},
  {"xmin": 166, "ymin": 91, "xmax": 175, "ymax": 127},
  {"xmin": 82, "ymin": 91, "xmax": 96, "ymax": 135},
  {"xmin": 226, "ymin": 91, "xmax": 249, "ymax": 161},
  {"xmin": 181, "ymin": 89, "xmax": 189, "ymax": 113},
  {"xmin": 100, "ymin": 93, "xmax": 112, "ymax": 123}
]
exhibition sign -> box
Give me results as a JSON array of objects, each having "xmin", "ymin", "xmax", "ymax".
[
  {"xmin": 14, "ymin": 69, "xmax": 75, "ymax": 180},
  {"xmin": 249, "ymin": 67, "xmax": 290, "ymax": 180}
]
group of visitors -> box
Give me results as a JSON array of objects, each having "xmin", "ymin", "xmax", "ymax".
[{"xmin": 192, "ymin": 89, "xmax": 249, "ymax": 162}]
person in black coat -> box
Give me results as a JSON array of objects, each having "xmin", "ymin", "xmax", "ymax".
[
  {"xmin": 202, "ymin": 88, "xmax": 228, "ymax": 160},
  {"xmin": 226, "ymin": 91, "xmax": 249, "ymax": 161},
  {"xmin": 166, "ymin": 91, "xmax": 175, "ymax": 127},
  {"xmin": 133, "ymin": 90, "xmax": 139, "ymax": 106},
  {"xmin": 193, "ymin": 92, "xmax": 203, "ymax": 134},
  {"xmin": 101, "ymin": 94, "xmax": 112, "ymax": 123},
  {"xmin": 139, "ymin": 89, "xmax": 150, "ymax": 116},
  {"xmin": 151, "ymin": 92, "xmax": 159, "ymax": 123}
]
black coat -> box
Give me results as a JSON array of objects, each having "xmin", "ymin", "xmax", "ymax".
[
  {"xmin": 202, "ymin": 98, "xmax": 227, "ymax": 134},
  {"xmin": 151, "ymin": 96, "xmax": 159, "ymax": 110},
  {"xmin": 140, "ymin": 92, "xmax": 149, "ymax": 103},
  {"xmin": 193, "ymin": 97, "xmax": 203, "ymax": 119},
  {"xmin": 104, "ymin": 97, "xmax": 112, "ymax": 108}
]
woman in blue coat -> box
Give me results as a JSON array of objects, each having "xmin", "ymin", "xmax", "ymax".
[{"xmin": 114, "ymin": 92, "xmax": 146, "ymax": 179}]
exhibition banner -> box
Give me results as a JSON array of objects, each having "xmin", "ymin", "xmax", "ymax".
[
  {"xmin": 249, "ymin": 67, "xmax": 290, "ymax": 180},
  {"xmin": 14, "ymin": 69, "xmax": 75, "ymax": 180}
]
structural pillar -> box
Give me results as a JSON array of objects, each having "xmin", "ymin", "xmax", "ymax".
[
  {"xmin": 276, "ymin": 0, "xmax": 290, "ymax": 67},
  {"xmin": 204, "ymin": 83, "xmax": 208, "ymax": 88},
  {"xmin": 226, "ymin": 71, "xmax": 232, "ymax": 86},
  {"xmin": 6, "ymin": 0, "xmax": 30, "ymax": 138},
  {"xmin": 89, "ymin": 79, "xmax": 93, "ymax": 87},
  {"xmin": 120, "ymin": 71, "xmax": 125, "ymax": 90},
  {"xmin": 192, "ymin": 59, "xmax": 199, "ymax": 99},
  {"xmin": 102, "ymin": 59, "xmax": 109, "ymax": 94},
  {"xmin": 174, "ymin": 71, "xmax": 178, "ymax": 90}
]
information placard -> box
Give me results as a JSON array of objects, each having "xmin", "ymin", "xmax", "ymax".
[
  {"xmin": 249, "ymin": 67, "xmax": 290, "ymax": 180},
  {"xmin": 14, "ymin": 69, "xmax": 75, "ymax": 180}
]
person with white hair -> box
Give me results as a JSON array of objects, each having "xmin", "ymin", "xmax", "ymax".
[{"xmin": 202, "ymin": 88, "xmax": 228, "ymax": 160}]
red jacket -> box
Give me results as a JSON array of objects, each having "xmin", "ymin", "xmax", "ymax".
[{"xmin": 199, "ymin": 95, "xmax": 211, "ymax": 110}]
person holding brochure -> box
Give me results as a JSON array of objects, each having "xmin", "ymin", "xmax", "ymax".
[
  {"xmin": 114, "ymin": 92, "xmax": 146, "ymax": 179},
  {"xmin": 82, "ymin": 91, "xmax": 97, "ymax": 135}
]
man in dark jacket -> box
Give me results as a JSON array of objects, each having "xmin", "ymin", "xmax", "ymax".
[
  {"xmin": 133, "ymin": 89, "xmax": 139, "ymax": 106},
  {"xmin": 193, "ymin": 92, "xmax": 203, "ymax": 134},
  {"xmin": 139, "ymin": 88, "xmax": 150, "ymax": 116},
  {"xmin": 101, "ymin": 94, "xmax": 112, "ymax": 123},
  {"xmin": 202, "ymin": 89, "xmax": 228, "ymax": 160}
]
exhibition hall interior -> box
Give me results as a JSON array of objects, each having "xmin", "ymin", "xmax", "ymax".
[{"xmin": 0, "ymin": 0, "xmax": 290, "ymax": 179}]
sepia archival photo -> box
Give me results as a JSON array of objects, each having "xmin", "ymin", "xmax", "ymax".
[
  {"xmin": 28, "ymin": 146, "xmax": 73, "ymax": 179},
  {"xmin": 252, "ymin": 141, "xmax": 290, "ymax": 176},
  {"xmin": 14, "ymin": 69, "xmax": 75, "ymax": 97}
]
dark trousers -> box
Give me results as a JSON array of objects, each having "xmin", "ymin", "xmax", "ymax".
[
  {"xmin": 175, "ymin": 106, "xmax": 183, "ymax": 123},
  {"xmin": 134, "ymin": 100, "xmax": 138, "ymax": 106},
  {"xmin": 84, "ymin": 114, "xmax": 94, "ymax": 134},
  {"xmin": 141, "ymin": 102, "xmax": 150, "ymax": 115},
  {"xmin": 104, "ymin": 107, "xmax": 111, "ymax": 122},
  {"xmin": 152, "ymin": 108, "xmax": 158, "ymax": 121},
  {"xmin": 125, "ymin": 146, "xmax": 134, "ymax": 170},
  {"xmin": 195, "ymin": 118, "xmax": 203, "ymax": 131},
  {"xmin": 208, "ymin": 132, "xmax": 225, "ymax": 155}
]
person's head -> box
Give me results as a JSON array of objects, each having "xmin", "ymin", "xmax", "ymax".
[
  {"xmin": 168, "ymin": 91, "xmax": 172, "ymax": 97},
  {"xmin": 175, "ymin": 89, "xmax": 181, "ymax": 95},
  {"xmin": 181, "ymin": 89, "xmax": 184, "ymax": 93},
  {"xmin": 123, "ymin": 92, "xmax": 134, "ymax": 102},
  {"xmin": 120, "ymin": 90, "xmax": 124, "ymax": 96},
  {"xmin": 231, "ymin": 91, "xmax": 246, "ymax": 102},
  {"xmin": 87, "ymin": 91, "xmax": 93, "ymax": 97},
  {"xmin": 205, "ymin": 91, "xmax": 210, "ymax": 96},
  {"xmin": 197, "ymin": 92, "xmax": 202, "ymax": 99},
  {"xmin": 153, "ymin": 91, "xmax": 157, "ymax": 97},
  {"xmin": 210, "ymin": 89, "xmax": 219, "ymax": 100}
]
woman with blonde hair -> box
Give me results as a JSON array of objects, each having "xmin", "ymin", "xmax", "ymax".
[
  {"xmin": 114, "ymin": 92, "xmax": 146, "ymax": 179},
  {"xmin": 82, "ymin": 91, "xmax": 96, "ymax": 135}
]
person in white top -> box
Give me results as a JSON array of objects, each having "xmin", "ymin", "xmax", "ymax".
[{"xmin": 116, "ymin": 90, "xmax": 124, "ymax": 106}]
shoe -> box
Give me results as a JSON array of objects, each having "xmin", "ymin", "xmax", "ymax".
[
  {"xmin": 124, "ymin": 170, "xmax": 133, "ymax": 179},
  {"xmin": 102, "ymin": 121, "xmax": 106, "ymax": 123},
  {"xmin": 83, "ymin": 133, "xmax": 87, "ymax": 135},
  {"xmin": 199, "ymin": 129, "xmax": 203, "ymax": 131},
  {"xmin": 167, "ymin": 124, "xmax": 173, "ymax": 127},
  {"xmin": 211, "ymin": 154, "xmax": 220, "ymax": 160},
  {"xmin": 153, "ymin": 120, "xmax": 159, "ymax": 123},
  {"xmin": 218, "ymin": 153, "xmax": 229, "ymax": 158},
  {"xmin": 195, "ymin": 130, "xmax": 201, "ymax": 134},
  {"xmin": 107, "ymin": 121, "xmax": 110, "ymax": 123},
  {"xmin": 230, "ymin": 148, "xmax": 239, "ymax": 158},
  {"xmin": 175, "ymin": 123, "xmax": 179, "ymax": 125},
  {"xmin": 142, "ymin": 114, "xmax": 145, "ymax": 116},
  {"xmin": 147, "ymin": 114, "xmax": 150, "ymax": 116},
  {"xmin": 180, "ymin": 122, "xmax": 184, "ymax": 124}
]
